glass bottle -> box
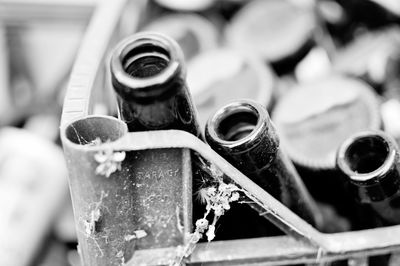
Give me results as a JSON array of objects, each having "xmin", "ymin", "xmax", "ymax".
[
  {"xmin": 337, "ymin": 130, "xmax": 400, "ymax": 225},
  {"xmin": 205, "ymin": 100, "xmax": 323, "ymax": 233},
  {"xmin": 110, "ymin": 31, "xmax": 201, "ymax": 137}
]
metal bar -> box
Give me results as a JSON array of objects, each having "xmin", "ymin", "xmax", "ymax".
[
  {"xmin": 127, "ymin": 236, "xmax": 317, "ymax": 266},
  {"xmin": 60, "ymin": 0, "xmax": 129, "ymax": 125},
  {"xmin": 128, "ymin": 229, "xmax": 400, "ymax": 266}
]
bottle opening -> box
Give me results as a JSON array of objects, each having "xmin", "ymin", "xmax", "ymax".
[
  {"xmin": 345, "ymin": 135, "xmax": 389, "ymax": 174},
  {"xmin": 216, "ymin": 109, "xmax": 258, "ymax": 142},
  {"xmin": 122, "ymin": 45, "xmax": 170, "ymax": 78},
  {"xmin": 111, "ymin": 33, "xmax": 184, "ymax": 99}
]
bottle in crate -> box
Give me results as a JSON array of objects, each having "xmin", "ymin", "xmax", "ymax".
[
  {"xmin": 110, "ymin": 32, "xmax": 202, "ymax": 137},
  {"xmin": 337, "ymin": 130, "xmax": 400, "ymax": 226},
  {"xmin": 337, "ymin": 130, "xmax": 400, "ymax": 265},
  {"xmin": 205, "ymin": 100, "xmax": 323, "ymax": 239},
  {"xmin": 110, "ymin": 32, "xmax": 204, "ymax": 252}
]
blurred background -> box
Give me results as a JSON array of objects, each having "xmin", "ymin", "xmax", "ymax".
[{"xmin": 2, "ymin": 0, "xmax": 400, "ymax": 265}]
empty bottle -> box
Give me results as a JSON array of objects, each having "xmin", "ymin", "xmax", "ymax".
[
  {"xmin": 337, "ymin": 130, "xmax": 400, "ymax": 225},
  {"xmin": 205, "ymin": 100, "xmax": 323, "ymax": 235},
  {"xmin": 110, "ymin": 32, "xmax": 201, "ymax": 137}
]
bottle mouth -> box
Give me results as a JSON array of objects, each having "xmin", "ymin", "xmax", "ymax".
[
  {"xmin": 206, "ymin": 100, "xmax": 271, "ymax": 151},
  {"xmin": 123, "ymin": 46, "xmax": 170, "ymax": 78},
  {"xmin": 110, "ymin": 32, "xmax": 184, "ymax": 98},
  {"xmin": 337, "ymin": 131, "xmax": 397, "ymax": 183},
  {"xmin": 216, "ymin": 107, "xmax": 258, "ymax": 142}
]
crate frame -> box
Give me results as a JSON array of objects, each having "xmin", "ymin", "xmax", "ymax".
[{"xmin": 60, "ymin": 0, "xmax": 400, "ymax": 265}]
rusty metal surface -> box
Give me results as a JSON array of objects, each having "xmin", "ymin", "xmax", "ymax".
[{"xmin": 62, "ymin": 117, "xmax": 193, "ymax": 265}]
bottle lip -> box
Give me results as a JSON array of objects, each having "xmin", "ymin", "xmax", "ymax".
[
  {"xmin": 110, "ymin": 32, "xmax": 185, "ymax": 99},
  {"xmin": 205, "ymin": 99, "xmax": 273, "ymax": 152},
  {"xmin": 336, "ymin": 130, "xmax": 398, "ymax": 184}
]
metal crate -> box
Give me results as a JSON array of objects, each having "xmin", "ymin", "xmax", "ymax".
[{"xmin": 60, "ymin": 0, "xmax": 400, "ymax": 265}]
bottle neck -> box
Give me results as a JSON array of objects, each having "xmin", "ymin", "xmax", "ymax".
[
  {"xmin": 110, "ymin": 32, "xmax": 201, "ymax": 137},
  {"xmin": 110, "ymin": 32, "xmax": 186, "ymax": 102},
  {"xmin": 205, "ymin": 100, "xmax": 279, "ymax": 175},
  {"xmin": 337, "ymin": 131, "xmax": 400, "ymax": 203},
  {"xmin": 205, "ymin": 100, "xmax": 322, "ymax": 228}
]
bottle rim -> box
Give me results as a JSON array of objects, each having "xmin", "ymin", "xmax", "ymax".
[
  {"xmin": 110, "ymin": 32, "xmax": 185, "ymax": 98},
  {"xmin": 205, "ymin": 99, "xmax": 275, "ymax": 152},
  {"xmin": 336, "ymin": 130, "xmax": 398, "ymax": 183}
]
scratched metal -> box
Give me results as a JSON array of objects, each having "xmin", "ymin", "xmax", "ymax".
[
  {"xmin": 62, "ymin": 116, "xmax": 192, "ymax": 266},
  {"xmin": 122, "ymin": 148, "xmax": 192, "ymax": 249}
]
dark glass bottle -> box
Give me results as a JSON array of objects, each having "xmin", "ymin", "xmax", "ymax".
[
  {"xmin": 110, "ymin": 31, "xmax": 201, "ymax": 137},
  {"xmin": 205, "ymin": 100, "xmax": 323, "ymax": 235},
  {"xmin": 109, "ymin": 32, "xmax": 204, "ymax": 249},
  {"xmin": 337, "ymin": 130, "xmax": 400, "ymax": 225},
  {"xmin": 336, "ymin": 130, "xmax": 400, "ymax": 265}
]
